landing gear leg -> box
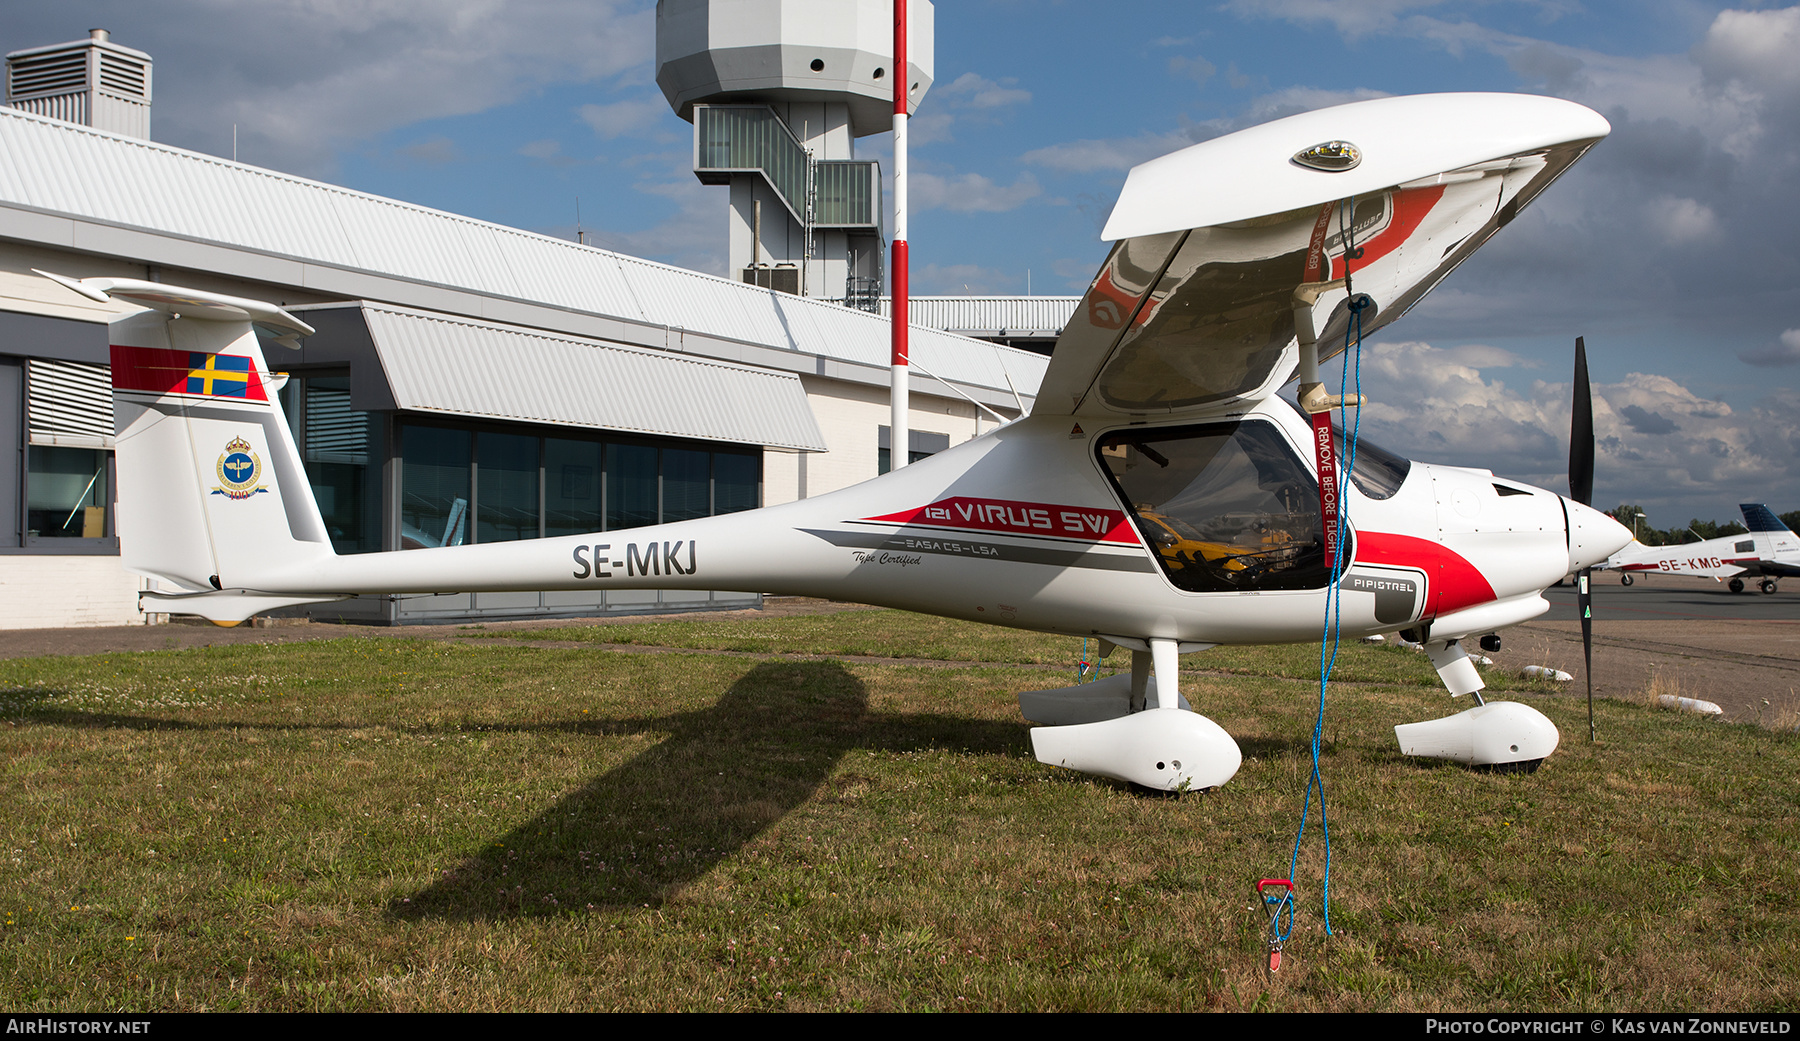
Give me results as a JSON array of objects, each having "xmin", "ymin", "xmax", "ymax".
[
  {"xmin": 1151, "ymin": 638, "xmax": 1180, "ymax": 710},
  {"xmin": 1394, "ymin": 639, "xmax": 1560, "ymax": 770},
  {"xmin": 1020, "ymin": 637, "xmax": 1242, "ymax": 791},
  {"xmin": 1129, "ymin": 649, "xmax": 1151, "ymax": 714}
]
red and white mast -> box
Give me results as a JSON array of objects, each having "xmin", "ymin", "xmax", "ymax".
[{"xmin": 890, "ymin": 0, "xmax": 910, "ymax": 469}]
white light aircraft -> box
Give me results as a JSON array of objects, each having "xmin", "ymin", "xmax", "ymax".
[
  {"xmin": 1603, "ymin": 504, "xmax": 1800, "ymax": 594},
  {"xmin": 45, "ymin": 93, "xmax": 1631, "ymax": 792}
]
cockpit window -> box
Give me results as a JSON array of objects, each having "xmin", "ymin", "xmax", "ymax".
[
  {"xmin": 1275, "ymin": 397, "xmax": 1412, "ymax": 500},
  {"xmin": 1097, "ymin": 421, "xmax": 1340, "ymax": 593},
  {"xmin": 1333, "ymin": 428, "xmax": 1410, "ymax": 500}
]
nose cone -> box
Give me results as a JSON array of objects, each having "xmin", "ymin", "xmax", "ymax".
[{"xmin": 1566, "ymin": 499, "xmax": 1631, "ymax": 572}]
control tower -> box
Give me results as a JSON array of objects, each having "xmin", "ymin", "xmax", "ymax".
[{"xmin": 656, "ymin": 0, "xmax": 934, "ymax": 308}]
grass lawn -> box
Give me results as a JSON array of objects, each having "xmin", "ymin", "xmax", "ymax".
[{"xmin": 2, "ymin": 610, "xmax": 1795, "ymax": 1011}]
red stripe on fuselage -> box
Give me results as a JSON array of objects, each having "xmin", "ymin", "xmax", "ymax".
[
  {"xmin": 866, "ymin": 497, "xmax": 1138, "ymax": 544},
  {"xmin": 1354, "ymin": 531, "xmax": 1496, "ymax": 617}
]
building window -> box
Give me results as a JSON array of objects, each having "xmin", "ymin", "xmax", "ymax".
[
  {"xmin": 662, "ymin": 447, "xmax": 711, "ymax": 522},
  {"xmin": 398, "ymin": 418, "xmax": 761, "ymax": 549},
  {"xmin": 476, "ymin": 430, "xmax": 539, "ymax": 544},
  {"xmin": 714, "ymin": 452, "xmax": 759, "ymax": 515},
  {"xmin": 877, "ymin": 425, "xmax": 950, "ymax": 475},
  {"xmin": 282, "ymin": 373, "xmax": 385, "ymax": 555},
  {"xmin": 606, "ymin": 442, "xmax": 658, "ymax": 531},
  {"xmin": 544, "ymin": 437, "xmax": 602, "ymax": 539},
  {"xmin": 399, "ymin": 424, "xmax": 472, "ymax": 550},
  {"xmin": 26, "ymin": 445, "xmax": 110, "ymax": 540},
  {"xmin": 2, "ymin": 356, "xmax": 117, "ymax": 554}
]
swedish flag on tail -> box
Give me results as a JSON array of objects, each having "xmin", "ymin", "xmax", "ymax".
[{"xmin": 36, "ymin": 271, "xmax": 345, "ymax": 624}]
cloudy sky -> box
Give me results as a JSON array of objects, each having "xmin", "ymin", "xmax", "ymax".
[{"xmin": 3, "ymin": 1, "xmax": 1798, "ymax": 526}]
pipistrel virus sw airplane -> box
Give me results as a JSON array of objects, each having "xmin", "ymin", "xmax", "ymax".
[
  {"xmin": 46, "ymin": 92, "xmax": 1630, "ymax": 792},
  {"xmin": 1603, "ymin": 503, "xmax": 1800, "ymax": 593}
]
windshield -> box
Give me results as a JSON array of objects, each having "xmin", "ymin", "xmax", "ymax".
[
  {"xmin": 1097, "ymin": 421, "xmax": 1340, "ymax": 593},
  {"xmin": 1276, "ymin": 398, "xmax": 1412, "ymax": 500}
]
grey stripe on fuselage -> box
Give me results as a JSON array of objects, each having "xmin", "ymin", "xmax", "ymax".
[{"xmin": 800, "ymin": 527, "xmax": 1155, "ymax": 573}]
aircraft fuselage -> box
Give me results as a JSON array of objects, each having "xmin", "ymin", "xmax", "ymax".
[{"xmin": 248, "ymin": 400, "xmax": 1602, "ymax": 647}]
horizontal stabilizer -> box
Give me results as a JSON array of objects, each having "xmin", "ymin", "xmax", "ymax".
[
  {"xmin": 143, "ymin": 589, "xmax": 350, "ymax": 625},
  {"xmin": 35, "ymin": 270, "xmax": 315, "ymax": 347}
]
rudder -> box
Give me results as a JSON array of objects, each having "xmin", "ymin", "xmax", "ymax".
[
  {"xmin": 1740, "ymin": 503, "xmax": 1792, "ymax": 534},
  {"xmin": 42, "ymin": 272, "xmax": 342, "ymax": 618}
]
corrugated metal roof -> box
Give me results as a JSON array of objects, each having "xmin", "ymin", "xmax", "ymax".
[
  {"xmin": 882, "ymin": 296, "xmax": 1081, "ymax": 336},
  {"xmin": 358, "ymin": 304, "xmax": 828, "ymax": 452},
  {"xmin": 0, "ymin": 107, "xmax": 1047, "ymax": 399}
]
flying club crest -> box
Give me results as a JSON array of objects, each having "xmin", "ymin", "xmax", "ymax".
[{"xmin": 213, "ymin": 436, "xmax": 268, "ymax": 499}]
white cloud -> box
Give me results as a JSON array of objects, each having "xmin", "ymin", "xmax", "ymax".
[
  {"xmin": 1236, "ymin": 86, "xmax": 1393, "ymax": 123},
  {"xmin": 1738, "ymin": 328, "xmax": 1800, "ymax": 367},
  {"xmin": 398, "ymin": 136, "xmax": 461, "ymax": 165},
  {"xmin": 905, "ymin": 111, "xmax": 957, "ymax": 146},
  {"xmin": 1167, "ymin": 55, "xmax": 1216, "ymax": 86},
  {"xmin": 1694, "ymin": 7, "xmax": 1800, "ymax": 102},
  {"xmin": 1020, "ymin": 86, "xmax": 1393, "ymax": 176},
  {"xmin": 1345, "ymin": 340, "xmax": 1800, "ymax": 520},
  {"xmin": 578, "ymin": 97, "xmax": 669, "ymax": 139},
  {"xmin": 1220, "ymin": 0, "xmax": 1456, "ymax": 37},
  {"xmin": 584, "ymin": 171, "xmax": 725, "ymax": 276},
  {"xmin": 0, "ymin": 0, "xmax": 656, "ymax": 178},
  {"xmin": 907, "ymin": 72, "xmax": 1031, "ymax": 146},
  {"xmin": 934, "ymin": 72, "xmax": 1032, "ymax": 110},
  {"xmin": 1651, "ymin": 195, "xmax": 1720, "ymax": 245},
  {"xmin": 1021, "ymin": 130, "xmax": 1203, "ymax": 173},
  {"xmin": 911, "ymin": 170, "xmax": 1042, "ymax": 214},
  {"xmin": 911, "ymin": 262, "xmax": 1018, "ymax": 295}
]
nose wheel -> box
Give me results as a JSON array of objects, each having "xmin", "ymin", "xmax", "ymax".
[{"xmin": 1395, "ymin": 639, "xmax": 1561, "ymax": 769}]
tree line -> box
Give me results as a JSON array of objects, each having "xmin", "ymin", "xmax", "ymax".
[{"xmin": 1605, "ymin": 505, "xmax": 1800, "ymax": 546}]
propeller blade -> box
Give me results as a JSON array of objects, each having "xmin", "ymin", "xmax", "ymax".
[
  {"xmin": 1570, "ymin": 336, "xmax": 1594, "ymax": 507},
  {"xmin": 1571, "ymin": 337, "xmax": 1597, "ymax": 740}
]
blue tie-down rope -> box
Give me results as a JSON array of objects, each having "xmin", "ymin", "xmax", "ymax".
[{"xmin": 1280, "ymin": 232, "xmax": 1373, "ymax": 948}]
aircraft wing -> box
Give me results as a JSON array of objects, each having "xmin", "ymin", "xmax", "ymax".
[{"xmin": 1036, "ymin": 93, "xmax": 1610, "ymax": 417}]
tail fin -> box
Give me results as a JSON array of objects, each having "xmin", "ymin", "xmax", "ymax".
[
  {"xmin": 40, "ymin": 272, "xmax": 345, "ymax": 623},
  {"xmin": 1740, "ymin": 503, "xmax": 1792, "ymax": 534}
]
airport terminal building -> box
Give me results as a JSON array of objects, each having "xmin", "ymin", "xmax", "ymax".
[{"xmin": 0, "ymin": 31, "xmax": 1046, "ymax": 628}]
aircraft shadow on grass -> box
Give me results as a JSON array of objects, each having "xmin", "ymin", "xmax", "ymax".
[
  {"xmin": 3, "ymin": 661, "xmax": 1307, "ymax": 921},
  {"xmin": 392, "ymin": 659, "xmax": 1039, "ymax": 921}
]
